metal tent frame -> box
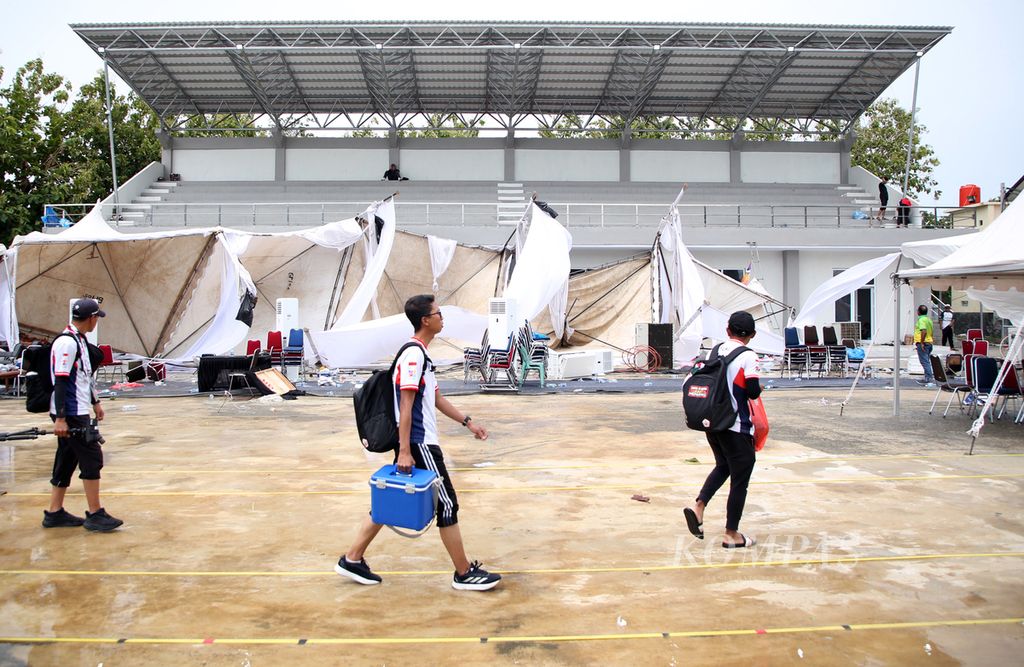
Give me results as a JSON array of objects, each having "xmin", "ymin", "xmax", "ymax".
[{"xmin": 71, "ymin": 21, "xmax": 951, "ymax": 136}]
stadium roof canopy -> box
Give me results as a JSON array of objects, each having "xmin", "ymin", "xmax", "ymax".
[{"xmin": 71, "ymin": 21, "xmax": 952, "ymax": 136}]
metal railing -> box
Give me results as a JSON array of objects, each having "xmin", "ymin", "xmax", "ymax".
[{"xmin": 43, "ymin": 202, "xmax": 979, "ymax": 231}]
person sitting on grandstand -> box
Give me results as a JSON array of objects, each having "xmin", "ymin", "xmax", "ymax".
[{"xmin": 383, "ymin": 164, "xmax": 407, "ymax": 181}]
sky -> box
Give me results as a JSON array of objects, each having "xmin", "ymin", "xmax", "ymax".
[{"xmin": 2, "ymin": 0, "xmax": 1021, "ymax": 205}]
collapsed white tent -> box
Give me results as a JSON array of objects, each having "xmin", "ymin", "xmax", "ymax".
[
  {"xmin": 9, "ymin": 204, "xmax": 367, "ymax": 363},
  {"xmin": 307, "ymin": 202, "xmax": 574, "ymax": 367}
]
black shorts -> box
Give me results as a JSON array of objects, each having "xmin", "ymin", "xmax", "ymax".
[
  {"xmin": 50, "ymin": 414, "xmax": 103, "ymax": 486},
  {"xmin": 397, "ymin": 443, "xmax": 459, "ymax": 527}
]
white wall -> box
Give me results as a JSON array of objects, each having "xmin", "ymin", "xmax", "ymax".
[
  {"xmin": 516, "ymin": 150, "xmax": 619, "ymax": 181},
  {"xmin": 173, "ymin": 149, "xmax": 275, "ymax": 181},
  {"xmin": 741, "ymin": 151, "xmax": 840, "ymax": 184},
  {"xmin": 630, "ymin": 150, "xmax": 730, "ymax": 183},
  {"xmin": 400, "ymin": 150, "xmax": 504, "ymax": 181},
  {"xmin": 286, "ymin": 148, "xmax": 390, "ymax": 180}
]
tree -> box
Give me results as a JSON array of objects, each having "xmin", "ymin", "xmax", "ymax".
[
  {"xmin": 59, "ymin": 74, "xmax": 162, "ymax": 204},
  {"xmin": 174, "ymin": 113, "xmax": 270, "ymax": 137},
  {"xmin": 847, "ymin": 98, "xmax": 941, "ymax": 200},
  {"xmin": 0, "ymin": 59, "xmax": 73, "ymax": 244},
  {"xmin": 399, "ymin": 114, "xmax": 482, "ymax": 138},
  {"xmin": 0, "ymin": 61, "xmax": 163, "ymax": 245}
]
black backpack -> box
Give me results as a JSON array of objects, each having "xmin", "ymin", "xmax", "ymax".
[
  {"xmin": 682, "ymin": 343, "xmax": 750, "ymax": 432},
  {"xmin": 353, "ymin": 342, "xmax": 431, "ymax": 453},
  {"xmin": 23, "ymin": 333, "xmax": 98, "ymax": 414}
]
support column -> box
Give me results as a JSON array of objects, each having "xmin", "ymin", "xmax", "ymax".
[
  {"xmin": 156, "ymin": 129, "xmax": 172, "ymax": 179},
  {"xmin": 730, "ymin": 132, "xmax": 744, "ymax": 184},
  {"xmin": 272, "ymin": 127, "xmax": 285, "ymax": 181},
  {"xmin": 504, "ymin": 126, "xmax": 516, "ymax": 182},
  {"xmin": 388, "ymin": 128, "xmax": 400, "ymax": 168},
  {"xmin": 619, "ymin": 126, "xmax": 631, "ymax": 182},
  {"xmin": 839, "ymin": 130, "xmax": 855, "ymax": 183},
  {"xmin": 782, "ymin": 249, "xmax": 800, "ymax": 311}
]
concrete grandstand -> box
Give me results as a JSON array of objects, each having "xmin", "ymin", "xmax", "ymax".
[{"xmin": 60, "ymin": 20, "xmax": 970, "ymax": 344}]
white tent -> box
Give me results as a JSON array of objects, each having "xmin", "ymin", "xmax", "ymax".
[{"xmin": 898, "ymin": 198, "xmax": 1024, "ymax": 442}]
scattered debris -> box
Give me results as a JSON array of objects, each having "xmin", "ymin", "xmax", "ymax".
[
  {"xmin": 616, "ymin": 616, "xmax": 627, "ymax": 628},
  {"xmin": 797, "ymin": 648, "xmax": 804, "ymax": 659},
  {"xmin": 684, "ymin": 457, "xmax": 700, "ymax": 464},
  {"xmin": 924, "ymin": 643, "xmax": 932, "ymax": 656},
  {"xmin": 630, "ymin": 494, "xmax": 650, "ymax": 503},
  {"xmin": 473, "ymin": 462, "xmax": 496, "ymax": 468}
]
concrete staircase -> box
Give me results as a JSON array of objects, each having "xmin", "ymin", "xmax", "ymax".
[{"xmin": 117, "ymin": 181, "xmax": 177, "ymax": 226}]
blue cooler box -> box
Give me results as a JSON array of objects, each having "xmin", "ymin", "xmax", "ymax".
[{"xmin": 369, "ymin": 465, "xmax": 439, "ymax": 530}]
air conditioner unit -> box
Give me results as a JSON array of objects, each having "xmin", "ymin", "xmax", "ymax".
[
  {"xmin": 276, "ymin": 298, "xmax": 299, "ymax": 344},
  {"xmin": 488, "ymin": 297, "xmax": 517, "ymax": 349},
  {"xmin": 593, "ymin": 349, "xmax": 614, "ymax": 375},
  {"xmin": 69, "ymin": 299, "xmax": 98, "ymax": 345}
]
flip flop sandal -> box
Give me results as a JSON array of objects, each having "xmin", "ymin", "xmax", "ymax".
[
  {"xmin": 722, "ymin": 534, "xmax": 756, "ymax": 549},
  {"xmin": 683, "ymin": 507, "xmax": 704, "ymax": 539}
]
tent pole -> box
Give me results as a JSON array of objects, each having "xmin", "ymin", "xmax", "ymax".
[
  {"xmin": 102, "ymin": 56, "xmax": 121, "ymax": 220},
  {"xmin": 902, "ymin": 55, "xmax": 922, "ymax": 197},
  {"xmin": 154, "ymin": 235, "xmax": 217, "ymax": 356},
  {"xmin": 893, "ymin": 271, "xmax": 902, "ymax": 417}
]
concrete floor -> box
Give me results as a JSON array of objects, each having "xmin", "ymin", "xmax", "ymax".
[{"xmin": 0, "ymin": 386, "xmax": 1022, "ymax": 665}]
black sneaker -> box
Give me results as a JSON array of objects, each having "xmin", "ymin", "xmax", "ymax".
[
  {"xmin": 452, "ymin": 561, "xmax": 502, "ymax": 591},
  {"xmin": 42, "ymin": 508, "xmax": 85, "ymax": 528},
  {"xmin": 334, "ymin": 557, "xmax": 382, "ymax": 585},
  {"xmin": 83, "ymin": 508, "xmax": 123, "ymax": 532}
]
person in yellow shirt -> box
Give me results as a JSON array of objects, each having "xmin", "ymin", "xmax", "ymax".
[{"xmin": 914, "ymin": 305, "xmax": 935, "ymax": 385}]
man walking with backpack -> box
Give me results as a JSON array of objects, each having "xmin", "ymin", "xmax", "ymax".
[
  {"xmin": 683, "ymin": 311, "xmax": 762, "ymax": 548},
  {"xmin": 336, "ymin": 294, "xmax": 501, "ymax": 591},
  {"xmin": 43, "ymin": 298, "xmax": 123, "ymax": 532}
]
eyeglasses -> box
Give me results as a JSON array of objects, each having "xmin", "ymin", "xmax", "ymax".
[{"xmin": 426, "ymin": 310, "xmax": 443, "ymax": 319}]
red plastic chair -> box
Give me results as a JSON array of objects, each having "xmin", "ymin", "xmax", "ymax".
[
  {"xmin": 97, "ymin": 344, "xmax": 124, "ymax": 382},
  {"xmin": 967, "ymin": 328, "xmax": 983, "ymax": 341},
  {"xmin": 961, "ymin": 340, "xmax": 974, "ymax": 356},
  {"xmin": 973, "ymin": 340, "xmax": 989, "ymax": 356},
  {"xmin": 266, "ymin": 331, "xmax": 283, "ymax": 365},
  {"xmin": 245, "ymin": 339, "xmax": 261, "ymax": 356}
]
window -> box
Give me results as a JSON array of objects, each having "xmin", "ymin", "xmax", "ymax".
[{"xmin": 834, "ymin": 271, "xmax": 875, "ymax": 340}]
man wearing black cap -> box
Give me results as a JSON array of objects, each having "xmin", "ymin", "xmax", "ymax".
[
  {"xmin": 683, "ymin": 311, "xmax": 762, "ymax": 549},
  {"xmin": 42, "ymin": 298, "xmax": 123, "ymax": 531}
]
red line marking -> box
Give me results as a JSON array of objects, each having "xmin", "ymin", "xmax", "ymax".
[
  {"xmin": 203, "ymin": 637, "xmax": 214, "ymax": 644},
  {"xmin": 755, "ymin": 629, "xmax": 767, "ymax": 635}
]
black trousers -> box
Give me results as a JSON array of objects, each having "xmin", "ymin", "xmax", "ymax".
[
  {"xmin": 941, "ymin": 326, "xmax": 955, "ymax": 348},
  {"xmin": 697, "ymin": 430, "xmax": 756, "ymax": 531}
]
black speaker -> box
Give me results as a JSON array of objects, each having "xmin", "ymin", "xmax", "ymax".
[{"xmin": 637, "ymin": 323, "xmax": 673, "ymax": 368}]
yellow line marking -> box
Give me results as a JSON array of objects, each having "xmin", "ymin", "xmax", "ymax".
[
  {"xmin": 1, "ymin": 452, "xmax": 1021, "ymax": 475},
  {"xmin": 0, "ymin": 617, "xmax": 1020, "ymax": 646},
  {"xmin": 4, "ymin": 472, "xmax": 1022, "ymax": 497},
  {"xmin": 1, "ymin": 551, "xmax": 1021, "ymax": 578}
]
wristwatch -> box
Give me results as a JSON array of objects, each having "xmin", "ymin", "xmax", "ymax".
[{"xmin": 461, "ymin": 415, "xmax": 472, "ymax": 427}]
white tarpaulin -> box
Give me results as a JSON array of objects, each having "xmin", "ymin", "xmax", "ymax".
[
  {"xmin": 428, "ymin": 235, "xmax": 457, "ymax": 291},
  {"xmin": 965, "ymin": 288, "xmax": 1024, "ymax": 326},
  {"xmin": 505, "ymin": 204, "xmax": 572, "ymax": 323},
  {"xmin": 790, "ymin": 252, "xmax": 901, "ymax": 329},
  {"xmin": 334, "ymin": 199, "xmax": 396, "ymax": 328},
  {"xmin": 0, "ymin": 247, "xmax": 18, "ymax": 348},
  {"xmin": 901, "ymin": 231, "xmax": 978, "ymax": 267},
  {"xmin": 307, "ymin": 305, "xmax": 486, "ymax": 368},
  {"xmin": 657, "ymin": 200, "xmax": 705, "ymax": 365},
  {"xmin": 169, "ymin": 233, "xmax": 257, "ymax": 365}
]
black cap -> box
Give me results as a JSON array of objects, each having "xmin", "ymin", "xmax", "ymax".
[
  {"xmin": 72, "ymin": 298, "xmax": 106, "ymax": 319},
  {"xmin": 727, "ymin": 311, "xmax": 756, "ymax": 337}
]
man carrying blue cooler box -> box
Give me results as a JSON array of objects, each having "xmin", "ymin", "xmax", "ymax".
[{"xmin": 336, "ymin": 294, "xmax": 502, "ymax": 591}]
